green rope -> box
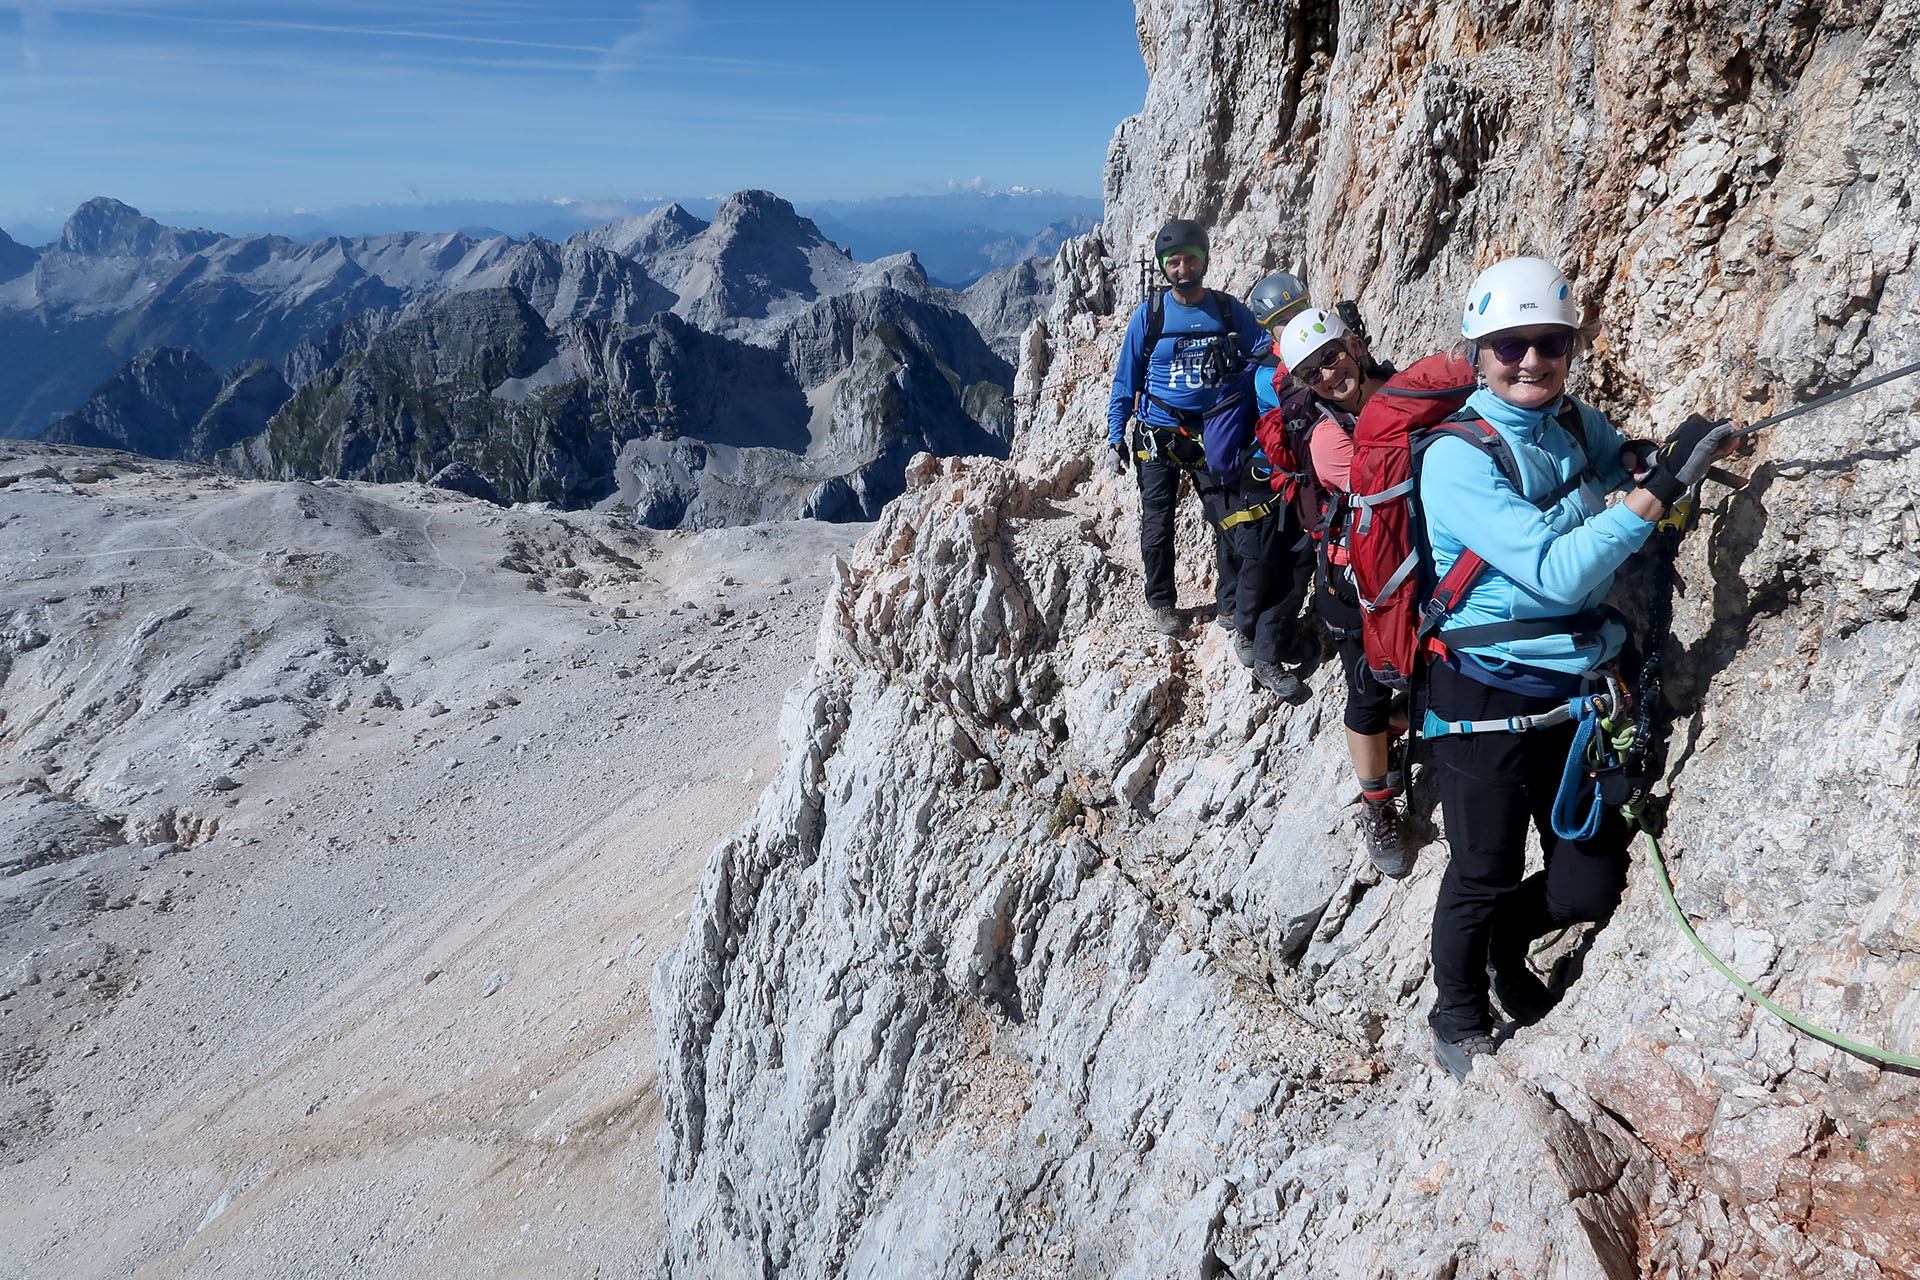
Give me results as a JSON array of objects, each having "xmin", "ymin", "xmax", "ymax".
[{"xmin": 1637, "ymin": 823, "xmax": 1920, "ymax": 1070}]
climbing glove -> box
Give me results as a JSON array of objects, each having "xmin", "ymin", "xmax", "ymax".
[
  {"xmin": 1106, "ymin": 443, "xmax": 1130, "ymax": 475},
  {"xmin": 1640, "ymin": 414, "xmax": 1737, "ymax": 506}
]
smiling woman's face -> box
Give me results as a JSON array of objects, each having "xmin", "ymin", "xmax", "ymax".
[{"xmin": 1476, "ymin": 324, "xmax": 1572, "ymax": 410}]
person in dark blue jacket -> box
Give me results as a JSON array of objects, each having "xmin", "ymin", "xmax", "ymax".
[
  {"xmin": 1421, "ymin": 256, "xmax": 1740, "ymax": 1081},
  {"xmin": 1105, "ymin": 219, "xmax": 1264, "ymax": 636}
]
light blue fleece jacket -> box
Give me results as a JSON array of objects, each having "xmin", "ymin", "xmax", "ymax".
[{"xmin": 1419, "ymin": 388, "xmax": 1654, "ymax": 678}]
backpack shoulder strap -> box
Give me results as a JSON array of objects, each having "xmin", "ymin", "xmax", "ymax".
[
  {"xmin": 1142, "ymin": 290, "xmax": 1166, "ymax": 352},
  {"xmin": 1424, "ymin": 411, "xmax": 1523, "ymax": 488},
  {"xmin": 1427, "ymin": 409, "xmax": 1582, "ymax": 512}
]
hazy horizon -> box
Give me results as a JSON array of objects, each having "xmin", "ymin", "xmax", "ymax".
[{"xmin": 1, "ymin": 2, "xmax": 1142, "ymax": 232}]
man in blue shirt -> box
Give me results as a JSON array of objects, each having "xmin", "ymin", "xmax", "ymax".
[{"xmin": 1105, "ymin": 219, "xmax": 1265, "ymax": 635}]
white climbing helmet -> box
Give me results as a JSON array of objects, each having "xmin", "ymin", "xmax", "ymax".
[
  {"xmin": 1460, "ymin": 256, "xmax": 1579, "ymax": 339},
  {"xmin": 1277, "ymin": 307, "xmax": 1351, "ymax": 372}
]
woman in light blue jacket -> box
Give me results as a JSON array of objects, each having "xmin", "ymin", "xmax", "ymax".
[{"xmin": 1422, "ymin": 256, "xmax": 1737, "ymax": 1080}]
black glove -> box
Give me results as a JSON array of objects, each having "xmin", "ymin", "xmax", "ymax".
[
  {"xmin": 1619, "ymin": 438, "xmax": 1659, "ymax": 477},
  {"xmin": 1641, "ymin": 414, "xmax": 1735, "ymax": 505},
  {"xmin": 1201, "ymin": 336, "xmax": 1246, "ymax": 386}
]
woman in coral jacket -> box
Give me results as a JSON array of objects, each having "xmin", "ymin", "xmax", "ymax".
[
  {"xmin": 1274, "ymin": 307, "xmax": 1411, "ymax": 879},
  {"xmin": 1419, "ymin": 256, "xmax": 1739, "ymax": 1081}
]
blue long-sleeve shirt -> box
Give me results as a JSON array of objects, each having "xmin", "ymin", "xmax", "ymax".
[
  {"xmin": 1105, "ymin": 292, "xmax": 1265, "ymax": 446},
  {"xmin": 1419, "ymin": 388, "xmax": 1653, "ymax": 680},
  {"xmin": 1255, "ymin": 352, "xmax": 1286, "ymax": 413}
]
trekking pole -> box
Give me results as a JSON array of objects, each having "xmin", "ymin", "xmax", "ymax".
[{"xmin": 1730, "ymin": 358, "xmax": 1920, "ymax": 438}]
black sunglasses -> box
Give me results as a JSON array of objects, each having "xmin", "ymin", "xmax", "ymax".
[
  {"xmin": 1486, "ymin": 330, "xmax": 1577, "ymax": 363},
  {"xmin": 1294, "ymin": 347, "xmax": 1350, "ymax": 385}
]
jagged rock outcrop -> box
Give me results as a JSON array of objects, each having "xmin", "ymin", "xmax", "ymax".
[
  {"xmin": 39, "ymin": 347, "xmax": 223, "ymax": 457},
  {"xmin": 224, "ymin": 283, "xmax": 1013, "ymax": 525},
  {"xmin": 954, "ymin": 258, "xmax": 1058, "ymax": 362},
  {"xmin": 655, "ymin": 1, "xmax": 1920, "ymax": 1276},
  {"xmin": 0, "ymin": 227, "xmax": 36, "ymax": 283},
  {"xmin": 39, "ymin": 347, "xmax": 289, "ymax": 460}
]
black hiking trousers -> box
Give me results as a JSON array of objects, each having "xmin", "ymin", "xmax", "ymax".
[
  {"xmin": 1137, "ymin": 451, "xmax": 1234, "ymax": 617},
  {"xmin": 1426, "ymin": 660, "xmax": 1631, "ymax": 1043},
  {"xmin": 1227, "ymin": 494, "xmax": 1311, "ymax": 664}
]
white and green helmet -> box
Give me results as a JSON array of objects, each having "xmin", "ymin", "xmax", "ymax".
[{"xmin": 1277, "ymin": 307, "xmax": 1350, "ymax": 372}]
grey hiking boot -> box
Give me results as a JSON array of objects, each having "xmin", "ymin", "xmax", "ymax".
[
  {"xmin": 1152, "ymin": 605, "xmax": 1182, "ymax": 635},
  {"xmin": 1214, "ymin": 609, "xmax": 1236, "ymax": 631},
  {"xmin": 1362, "ymin": 794, "xmax": 1410, "ymax": 878},
  {"xmin": 1233, "ymin": 630, "xmax": 1255, "ymax": 667},
  {"xmin": 1432, "ymin": 1029, "xmax": 1501, "ymax": 1081},
  {"xmin": 1252, "ymin": 659, "xmax": 1301, "ymax": 698}
]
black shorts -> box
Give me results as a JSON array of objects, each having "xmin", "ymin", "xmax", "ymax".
[{"xmin": 1337, "ymin": 634, "xmax": 1398, "ymax": 735}]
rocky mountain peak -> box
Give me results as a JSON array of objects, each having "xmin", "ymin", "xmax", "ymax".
[
  {"xmin": 56, "ymin": 197, "xmax": 223, "ymax": 260},
  {"xmin": 0, "ymin": 226, "xmax": 36, "ymax": 281},
  {"xmin": 574, "ymin": 200, "xmax": 709, "ymax": 263},
  {"xmin": 706, "ymin": 189, "xmax": 843, "ymax": 258}
]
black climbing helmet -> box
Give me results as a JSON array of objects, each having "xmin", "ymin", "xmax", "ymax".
[{"xmin": 1154, "ymin": 219, "xmax": 1209, "ymax": 266}]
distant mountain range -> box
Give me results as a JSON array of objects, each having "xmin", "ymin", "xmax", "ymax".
[
  {"xmin": 6, "ymin": 192, "xmax": 1060, "ymax": 528},
  {"xmin": 1, "ymin": 189, "xmax": 1102, "ymax": 287}
]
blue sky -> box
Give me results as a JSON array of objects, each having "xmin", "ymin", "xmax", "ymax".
[{"xmin": 0, "ymin": 1, "xmax": 1143, "ymax": 230}]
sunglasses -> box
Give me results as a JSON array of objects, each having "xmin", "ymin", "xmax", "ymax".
[
  {"xmin": 1295, "ymin": 347, "xmax": 1350, "ymax": 385},
  {"xmin": 1486, "ymin": 330, "xmax": 1577, "ymax": 363}
]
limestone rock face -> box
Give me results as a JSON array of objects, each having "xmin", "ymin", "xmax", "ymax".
[{"xmin": 654, "ymin": 2, "xmax": 1920, "ymax": 1276}]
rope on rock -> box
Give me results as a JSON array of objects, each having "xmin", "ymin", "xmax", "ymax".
[{"xmin": 1636, "ymin": 821, "xmax": 1920, "ymax": 1070}]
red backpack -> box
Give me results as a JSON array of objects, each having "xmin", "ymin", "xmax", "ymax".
[
  {"xmin": 1251, "ymin": 361, "xmax": 1331, "ymax": 533},
  {"xmin": 1347, "ymin": 353, "xmax": 1598, "ymax": 691}
]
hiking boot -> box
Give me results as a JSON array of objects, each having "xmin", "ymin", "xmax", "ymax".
[
  {"xmin": 1252, "ymin": 659, "xmax": 1301, "ymax": 698},
  {"xmin": 1214, "ymin": 609, "xmax": 1236, "ymax": 632},
  {"xmin": 1488, "ymin": 962, "xmax": 1558, "ymax": 1027},
  {"xmin": 1432, "ymin": 1029, "xmax": 1501, "ymax": 1081},
  {"xmin": 1361, "ymin": 794, "xmax": 1410, "ymax": 879},
  {"xmin": 1233, "ymin": 630, "xmax": 1255, "ymax": 667},
  {"xmin": 1152, "ymin": 605, "xmax": 1183, "ymax": 635}
]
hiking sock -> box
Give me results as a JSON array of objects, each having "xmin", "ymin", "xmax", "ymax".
[{"xmin": 1359, "ymin": 776, "xmax": 1390, "ymax": 802}]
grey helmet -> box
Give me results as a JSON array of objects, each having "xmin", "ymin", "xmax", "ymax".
[{"xmin": 1248, "ymin": 272, "xmax": 1310, "ymax": 327}]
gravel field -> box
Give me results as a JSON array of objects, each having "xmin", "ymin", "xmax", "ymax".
[{"xmin": 0, "ymin": 441, "xmax": 864, "ymax": 1278}]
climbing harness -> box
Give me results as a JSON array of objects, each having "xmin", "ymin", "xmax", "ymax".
[
  {"xmin": 1218, "ymin": 498, "xmax": 1277, "ymax": 529},
  {"xmin": 1419, "ymin": 691, "xmax": 1609, "ymax": 741},
  {"xmin": 1548, "ymin": 673, "xmax": 1634, "ymax": 841}
]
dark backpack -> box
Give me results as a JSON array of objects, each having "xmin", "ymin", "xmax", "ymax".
[
  {"xmin": 1346, "ymin": 353, "xmax": 1600, "ymax": 692},
  {"xmin": 1250, "ymin": 359, "xmax": 1327, "ymax": 525}
]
